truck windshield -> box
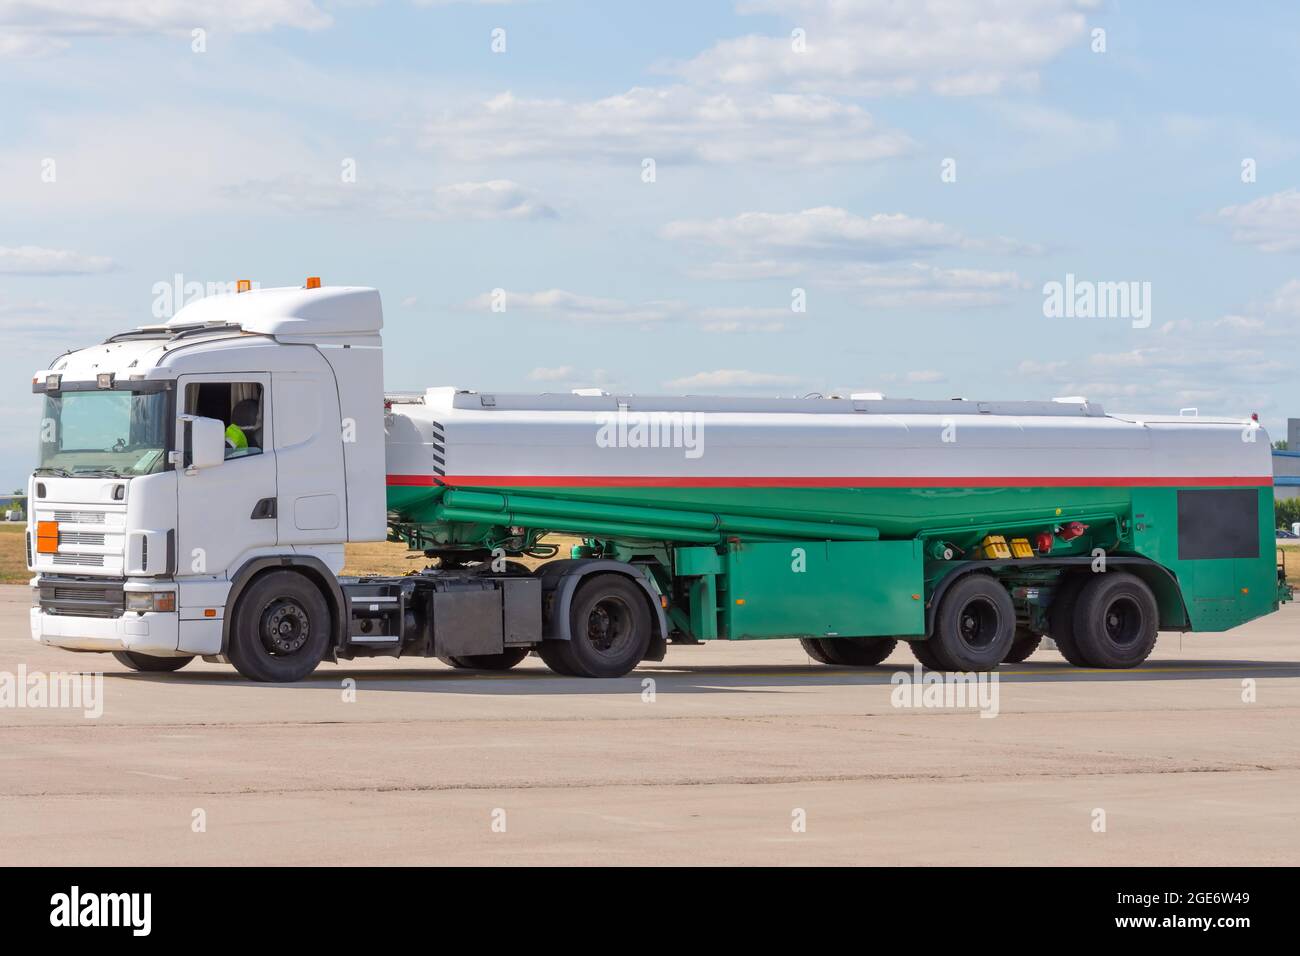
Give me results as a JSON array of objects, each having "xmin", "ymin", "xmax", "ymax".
[{"xmin": 36, "ymin": 389, "xmax": 170, "ymax": 477}]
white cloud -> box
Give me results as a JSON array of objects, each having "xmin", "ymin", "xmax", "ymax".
[
  {"xmin": 673, "ymin": 0, "xmax": 1090, "ymax": 97},
  {"xmin": 528, "ymin": 365, "xmax": 575, "ymax": 382},
  {"xmin": 464, "ymin": 288, "xmax": 795, "ymax": 331},
  {"xmin": 466, "ymin": 289, "xmax": 681, "ymax": 325},
  {"xmin": 663, "ymin": 208, "xmax": 1038, "ymax": 269},
  {"xmin": 416, "ymin": 87, "xmax": 913, "ymax": 166},
  {"xmin": 0, "ymin": 295, "xmax": 125, "ymax": 338},
  {"xmin": 664, "ymin": 369, "xmax": 800, "ymax": 390},
  {"xmin": 223, "ymin": 177, "xmax": 555, "ymax": 221},
  {"xmin": 0, "ymin": 109, "xmax": 323, "ymax": 213},
  {"xmin": 0, "ymin": 245, "xmax": 114, "ymax": 275},
  {"xmin": 662, "ymin": 207, "xmax": 1033, "ymax": 306},
  {"xmin": 1213, "ymin": 188, "xmax": 1300, "ymax": 253},
  {"xmin": 0, "ymin": 1, "xmax": 331, "ymax": 55}
]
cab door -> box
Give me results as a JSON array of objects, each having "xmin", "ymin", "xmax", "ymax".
[
  {"xmin": 175, "ymin": 373, "xmax": 278, "ymax": 577},
  {"xmin": 272, "ymin": 369, "xmax": 346, "ymax": 545}
]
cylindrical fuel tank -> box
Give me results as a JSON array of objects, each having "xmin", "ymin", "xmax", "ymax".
[{"xmin": 383, "ymin": 387, "xmax": 1272, "ymax": 541}]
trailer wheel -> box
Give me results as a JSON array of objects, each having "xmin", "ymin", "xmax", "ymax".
[
  {"xmin": 1047, "ymin": 574, "xmax": 1092, "ymax": 667},
  {"xmin": 1003, "ymin": 628, "xmax": 1042, "ymax": 664},
  {"xmin": 552, "ymin": 574, "xmax": 652, "ymax": 678},
  {"xmin": 439, "ymin": 648, "xmax": 530, "ymax": 671},
  {"xmin": 908, "ymin": 639, "xmax": 945, "ymax": 670},
  {"xmin": 227, "ymin": 570, "xmax": 330, "ymax": 683},
  {"xmin": 814, "ymin": 637, "xmax": 898, "ymax": 666},
  {"xmin": 111, "ymin": 651, "xmax": 194, "ymax": 673},
  {"xmin": 928, "ymin": 574, "xmax": 1016, "ymax": 670},
  {"xmin": 799, "ymin": 638, "xmax": 835, "ymax": 664},
  {"xmin": 1071, "ymin": 572, "xmax": 1159, "ymax": 668}
]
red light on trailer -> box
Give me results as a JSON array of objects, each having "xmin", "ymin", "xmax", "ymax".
[
  {"xmin": 1252, "ymin": 413, "xmax": 1259, "ymax": 422},
  {"xmin": 1058, "ymin": 521, "xmax": 1089, "ymax": 542},
  {"xmin": 1034, "ymin": 531, "xmax": 1054, "ymax": 553},
  {"xmin": 306, "ymin": 276, "xmax": 321, "ymax": 289}
]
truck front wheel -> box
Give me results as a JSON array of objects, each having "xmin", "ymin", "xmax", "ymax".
[
  {"xmin": 112, "ymin": 651, "xmax": 193, "ymax": 673},
  {"xmin": 1070, "ymin": 572, "xmax": 1159, "ymax": 668},
  {"xmin": 928, "ymin": 574, "xmax": 1016, "ymax": 671},
  {"xmin": 544, "ymin": 574, "xmax": 651, "ymax": 678},
  {"xmin": 228, "ymin": 570, "xmax": 330, "ymax": 682}
]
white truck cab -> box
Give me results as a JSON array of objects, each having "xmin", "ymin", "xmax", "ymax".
[{"xmin": 29, "ymin": 284, "xmax": 387, "ymax": 673}]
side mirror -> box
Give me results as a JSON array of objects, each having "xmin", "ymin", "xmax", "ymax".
[{"xmin": 181, "ymin": 415, "xmax": 226, "ymax": 470}]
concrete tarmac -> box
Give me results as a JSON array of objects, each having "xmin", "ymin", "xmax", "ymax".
[{"xmin": 1, "ymin": 585, "xmax": 1296, "ymax": 865}]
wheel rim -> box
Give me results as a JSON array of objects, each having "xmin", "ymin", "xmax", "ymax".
[
  {"xmin": 956, "ymin": 596, "xmax": 1001, "ymax": 649},
  {"xmin": 583, "ymin": 596, "xmax": 635, "ymax": 658},
  {"xmin": 260, "ymin": 599, "xmax": 311, "ymax": 656},
  {"xmin": 1103, "ymin": 595, "xmax": 1143, "ymax": 646}
]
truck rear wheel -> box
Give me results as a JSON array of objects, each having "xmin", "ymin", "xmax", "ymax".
[
  {"xmin": 1003, "ymin": 628, "xmax": 1042, "ymax": 664},
  {"xmin": 928, "ymin": 574, "xmax": 1016, "ymax": 671},
  {"xmin": 438, "ymin": 648, "xmax": 530, "ymax": 671},
  {"xmin": 1047, "ymin": 574, "xmax": 1092, "ymax": 667},
  {"xmin": 799, "ymin": 638, "xmax": 834, "ymax": 664},
  {"xmin": 813, "ymin": 637, "xmax": 898, "ymax": 666},
  {"xmin": 546, "ymin": 574, "xmax": 652, "ymax": 678},
  {"xmin": 908, "ymin": 638, "xmax": 945, "ymax": 670},
  {"xmin": 1071, "ymin": 572, "xmax": 1159, "ymax": 668},
  {"xmin": 112, "ymin": 651, "xmax": 194, "ymax": 673},
  {"xmin": 227, "ymin": 570, "xmax": 330, "ymax": 683}
]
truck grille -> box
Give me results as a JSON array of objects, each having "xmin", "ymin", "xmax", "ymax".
[
  {"xmin": 40, "ymin": 578, "xmax": 125, "ymax": 618},
  {"xmin": 52, "ymin": 553, "xmax": 105, "ymax": 568},
  {"xmin": 52, "ymin": 510, "xmax": 106, "ymax": 524},
  {"xmin": 59, "ymin": 531, "xmax": 106, "ymax": 546}
]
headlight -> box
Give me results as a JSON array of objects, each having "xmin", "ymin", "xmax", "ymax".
[{"xmin": 125, "ymin": 591, "xmax": 176, "ymax": 613}]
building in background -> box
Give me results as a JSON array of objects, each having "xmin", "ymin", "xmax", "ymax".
[{"xmin": 1274, "ymin": 418, "xmax": 1300, "ymax": 503}]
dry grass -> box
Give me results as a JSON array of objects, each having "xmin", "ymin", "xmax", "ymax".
[
  {"xmin": 343, "ymin": 534, "xmax": 582, "ymax": 576},
  {"xmin": 0, "ymin": 523, "xmax": 29, "ymax": 584}
]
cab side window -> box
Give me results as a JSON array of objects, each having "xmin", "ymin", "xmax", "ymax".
[{"xmin": 185, "ymin": 383, "xmax": 265, "ymax": 459}]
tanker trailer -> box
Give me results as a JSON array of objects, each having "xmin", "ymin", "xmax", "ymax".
[{"xmin": 384, "ymin": 386, "xmax": 1288, "ymax": 675}]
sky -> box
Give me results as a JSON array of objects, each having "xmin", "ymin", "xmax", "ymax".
[{"xmin": 2, "ymin": 0, "xmax": 1300, "ymax": 489}]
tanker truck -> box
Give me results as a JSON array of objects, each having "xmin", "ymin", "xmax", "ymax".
[{"xmin": 26, "ymin": 283, "xmax": 1289, "ymax": 681}]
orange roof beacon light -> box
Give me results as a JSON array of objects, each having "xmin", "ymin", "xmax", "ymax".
[
  {"xmin": 236, "ymin": 279, "xmax": 252, "ymax": 293},
  {"xmin": 305, "ymin": 276, "xmax": 321, "ymax": 289}
]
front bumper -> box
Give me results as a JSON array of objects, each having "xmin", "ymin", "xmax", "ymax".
[{"xmin": 30, "ymin": 607, "xmax": 181, "ymax": 655}]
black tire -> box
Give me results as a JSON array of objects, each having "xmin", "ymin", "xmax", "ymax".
[
  {"xmin": 928, "ymin": 574, "xmax": 1016, "ymax": 670},
  {"xmin": 550, "ymin": 574, "xmax": 652, "ymax": 678},
  {"xmin": 1003, "ymin": 628, "xmax": 1042, "ymax": 664},
  {"xmin": 799, "ymin": 637, "xmax": 835, "ymax": 664},
  {"xmin": 112, "ymin": 650, "xmax": 193, "ymax": 673},
  {"xmin": 1048, "ymin": 574, "xmax": 1092, "ymax": 666},
  {"xmin": 816, "ymin": 637, "xmax": 898, "ymax": 666},
  {"xmin": 227, "ymin": 570, "xmax": 330, "ymax": 682},
  {"xmin": 1071, "ymin": 572, "xmax": 1159, "ymax": 668},
  {"xmin": 442, "ymin": 648, "xmax": 530, "ymax": 671},
  {"xmin": 536, "ymin": 640, "xmax": 578, "ymax": 676},
  {"xmin": 908, "ymin": 638, "xmax": 945, "ymax": 670}
]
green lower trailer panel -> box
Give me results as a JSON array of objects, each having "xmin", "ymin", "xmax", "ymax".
[{"xmin": 721, "ymin": 539, "xmax": 925, "ymax": 640}]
